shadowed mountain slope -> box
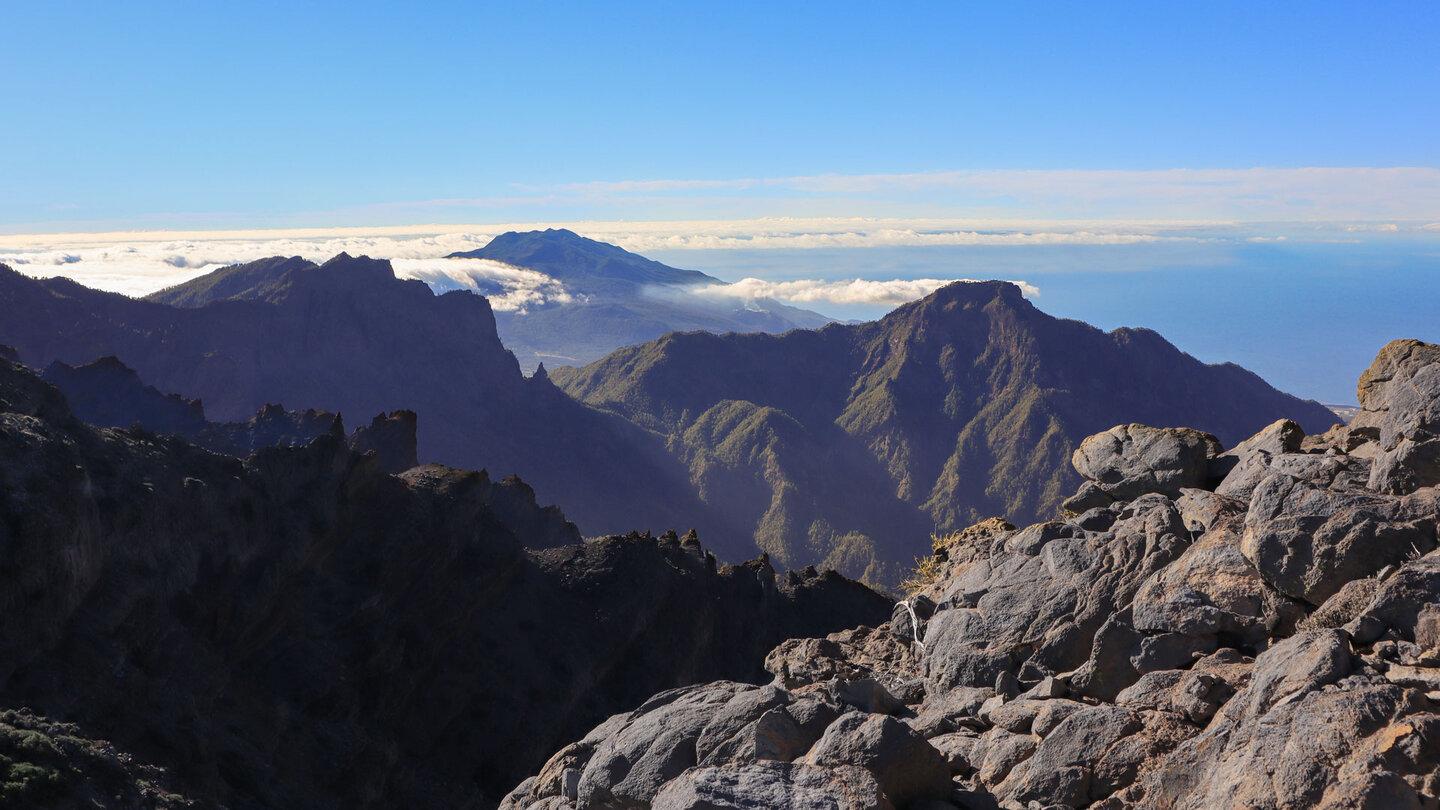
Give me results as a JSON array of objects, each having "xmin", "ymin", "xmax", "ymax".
[
  {"xmin": 553, "ymin": 280, "xmax": 1340, "ymax": 582},
  {"xmin": 147, "ymin": 255, "xmax": 318, "ymax": 307},
  {"xmin": 0, "ymin": 357, "xmax": 891, "ymax": 807},
  {"xmin": 0, "ymin": 255, "xmax": 730, "ymax": 551}
]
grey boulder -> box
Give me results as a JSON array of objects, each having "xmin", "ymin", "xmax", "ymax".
[{"xmin": 1071, "ymin": 424, "xmax": 1222, "ymax": 500}]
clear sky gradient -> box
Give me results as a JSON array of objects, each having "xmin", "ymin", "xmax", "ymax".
[
  {"xmin": 3, "ymin": 2, "xmax": 1438, "ymax": 404},
  {"xmin": 4, "ymin": 1, "xmax": 1437, "ymax": 229}
]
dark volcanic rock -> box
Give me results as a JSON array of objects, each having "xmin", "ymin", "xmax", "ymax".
[
  {"xmin": 1241, "ymin": 471, "xmax": 1437, "ymax": 605},
  {"xmin": 1212, "ymin": 418, "xmax": 1307, "ymax": 500},
  {"xmin": 347, "ymin": 409, "xmax": 419, "ymax": 473},
  {"xmin": 804, "ymin": 713, "xmax": 952, "ymax": 806},
  {"xmin": 0, "ymin": 358, "xmax": 889, "ymax": 808}
]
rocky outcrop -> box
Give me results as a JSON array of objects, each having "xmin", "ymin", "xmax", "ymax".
[
  {"xmin": 0, "ymin": 357, "xmax": 890, "ymax": 808},
  {"xmin": 347, "ymin": 409, "xmax": 419, "ymax": 472},
  {"xmin": 506, "ymin": 338, "xmax": 1440, "ymax": 810},
  {"xmin": 1070, "ymin": 424, "xmax": 1222, "ymax": 500},
  {"xmin": 1354, "ymin": 339, "xmax": 1440, "ymax": 494}
]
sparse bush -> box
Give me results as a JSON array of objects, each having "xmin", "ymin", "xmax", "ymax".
[{"xmin": 898, "ymin": 529, "xmax": 966, "ymax": 594}]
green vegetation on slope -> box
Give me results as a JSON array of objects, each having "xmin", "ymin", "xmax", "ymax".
[{"xmin": 0, "ymin": 709, "xmax": 196, "ymax": 808}]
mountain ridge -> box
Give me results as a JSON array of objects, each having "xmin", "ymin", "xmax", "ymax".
[
  {"xmin": 554, "ymin": 279, "xmax": 1339, "ymax": 581},
  {"xmin": 0, "ymin": 256, "xmax": 740, "ymax": 556},
  {"xmin": 1, "ymin": 249, "xmax": 1337, "ymax": 583}
]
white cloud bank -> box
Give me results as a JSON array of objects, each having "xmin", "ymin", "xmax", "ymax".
[
  {"xmin": 390, "ymin": 258, "xmax": 580, "ymax": 313},
  {"xmin": 0, "ymin": 218, "xmax": 1210, "ymax": 297},
  {"xmin": 697, "ymin": 278, "xmax": 1039, "ymax": 307},
  {"xmin": 0, "ymin": 215, "xmax": 1431, "ymax": 300}
]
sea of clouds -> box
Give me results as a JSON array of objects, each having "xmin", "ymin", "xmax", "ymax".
[
  {"xmin": 0, "ymin": 218, "xmax": 1095, "ymax": 306},
  {"xmin": 0, "ymin": 216, "xmax": 1418, "ymax": 310}
]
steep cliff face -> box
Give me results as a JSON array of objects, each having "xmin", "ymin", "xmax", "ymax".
[
  {"xmin": 555, "ymin": 280, "xmax": 1340, "ymax": 582},
  {"xmin": 0, "ymin": 358, "xmax": 890, "ymax": 808},
  {"xmin": 0, "ymin": 257, "xmax": 724, "ymax": 545},
  {"xmin": 509, "ymin": 339, "xmax": 1440, "ymax": 810}
]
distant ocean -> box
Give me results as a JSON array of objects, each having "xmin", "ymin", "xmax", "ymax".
[
  {"xmin": 650, "ymin": 238, "xmax": 1440, "ymax": 406},
  {"xmin": 4, "ymin": 223, "xmax": 1434, "ymax": 407}
]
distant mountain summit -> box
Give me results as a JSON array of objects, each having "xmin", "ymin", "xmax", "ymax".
[
  {"xmin": 448, "ymin": 227, "xmax": 718, "ymax": 296},
  {"xmin": 554, "ymin": 279, "xmax": 1340, "ymax": 582},
  {"xmin": 447, "ymin": 229, "xmax": 831, "ymax": 369}
]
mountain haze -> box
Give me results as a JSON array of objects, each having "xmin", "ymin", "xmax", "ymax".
[
  {"xmin": 554, "ymin": 280, "xmax": 1340, "ymax": 581},
  {"xmin": 447, "ymin": 229, "xmax": 832, "ymax": 369},
  {"xmin": 0, "ymin": 256, "xmax": 733, "ymax": 551},
  {"xmin": 2, "ymin": 246, "xmax": 1338, "ymax": 584}
]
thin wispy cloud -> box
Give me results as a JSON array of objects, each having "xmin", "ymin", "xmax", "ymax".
[
  {"xmin": 615, "ymin": 229, "xmax": 1172, "ymax": 251},
  {"xmin": 696, "ymin": 278, "xmax": 1040, "ymax": 307},
  {"xmin": 542, "ymin": 167, "xmax": 1440, "ymax": 221}
]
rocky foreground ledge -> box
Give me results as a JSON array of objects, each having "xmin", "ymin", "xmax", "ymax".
[{"xmin": 502, "ymin": 338, "xmax": 1440, "ymax": 810}]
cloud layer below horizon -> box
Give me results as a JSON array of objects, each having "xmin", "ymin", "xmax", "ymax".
[
  {"xmin": 696, "ymin": 277, "xmax": 1040, "ymax": 306},
  {"xmin": 0, "ymin": 216, "xmax": 1432, "ymax": 309},
  {"xmin": 0, "ymin": 218, "xmax": 1178, "ymax": 301}
]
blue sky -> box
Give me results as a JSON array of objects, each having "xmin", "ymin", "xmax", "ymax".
[
  {"xmin": 3, "ymin": 1, "xmax": 1437, "ymax": 228},
  {"xmin": 2, "ymin": 2, "xmax": 1438, "ymax": 404}
]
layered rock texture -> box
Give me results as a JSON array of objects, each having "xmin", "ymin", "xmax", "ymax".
[
  {"xmin": 555, "ymin": 279, "xmax": 1338, "ymax": 582},
  {"xmin": 507, "ymin": 338, "xmax": 1440, "ymax": 810},
  {"xmin": 0, "ymin": 357, "xmax": 890, "ymax": 807}
]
